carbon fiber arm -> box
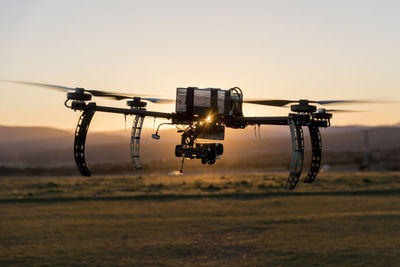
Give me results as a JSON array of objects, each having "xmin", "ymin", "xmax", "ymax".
[
  {"xmin": 95, "ymin": 105, "xmax": 176, "ymax": 119},
  {"xmin": 229, "ymin": 116, "xmax": 289, "ymax": 126}
]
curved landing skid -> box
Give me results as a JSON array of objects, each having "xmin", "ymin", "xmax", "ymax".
[
  {"xmin": 285, "ymin": 119, "xmax": 323, "ymax": 190},
  {"xmin": 304, "ymin": 124, "xmax": 322, "ymax": 183},
  {"xmin": 130, "ymin": 114, "xmax": 145, "ymax": 169},
  {"xmin": 285, "ymin": 116, "xmax": 304, "ymax": 190},
  {"xmin": 74, "ymin": 103, "xmax": 96, "ymax": 177}
]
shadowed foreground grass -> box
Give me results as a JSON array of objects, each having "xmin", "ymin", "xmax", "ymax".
[{"xmin": 0, "ymin": 172, "xmax": 399, "ymax": 266}]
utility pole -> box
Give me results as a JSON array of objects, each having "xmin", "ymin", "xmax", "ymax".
[{"xmin": 359, "ymin": 130, "xmax": 370, "ymax": 171}]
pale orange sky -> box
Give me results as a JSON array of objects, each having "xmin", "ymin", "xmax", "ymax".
[{"xmin": 1, "ymin": 0, "xmax": 399, "ymax": 131}]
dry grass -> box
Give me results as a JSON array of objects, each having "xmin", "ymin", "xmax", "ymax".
[
  {"xmin": 0, "ymin": 172, "xmax": 399, "ymax": 266},
  {"xmin": 0, "ymin": 172, "xmax": 399, "ymax": 200}
]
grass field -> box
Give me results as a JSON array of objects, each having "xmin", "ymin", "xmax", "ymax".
[{"xmin": 1, "ymin": 172, "xmax": 399, "ymax": 266}]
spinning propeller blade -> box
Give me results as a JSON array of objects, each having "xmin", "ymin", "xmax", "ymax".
[
  {"xmin": 324, "ymin": 109, "xmax": 365, "ymax": 113},
  {"xmin": 244, "ymin": 98, "xmax": 381, "ymax": 107},
  {"xmin": 2, "ymin": 80, "xmax": 173, "ymax": 103},
  {"xmin": 3, "ymin": 80, "xmax": 75, "ymax": 92},
  {"xmin": 142, "ymin": 97, "xmax": 175, "ymax": 104},
  {"xmin": 242, "ymin": 99, "xmax": 295, "ymax": 107},
  {"xmin": 310, "ymin": 100, "xmax": 373, "ymax": 105}
]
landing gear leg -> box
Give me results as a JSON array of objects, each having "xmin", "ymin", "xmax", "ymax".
[
  {"xmin": 130, "ymin": 114, "xmax": 145, "ymax": 170},
  {"xmin": 284, "ymin": 116, "xmax": 304, "ymax": 190},
  {"xmin": 74, "ymin": 103, "xmax": 96, "ymax": 177},
  {"xmin": 304, "ymin": 124, "xmax": 322, "ymax": 183}
]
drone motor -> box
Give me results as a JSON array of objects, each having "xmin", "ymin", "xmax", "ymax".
[
  {"xmin": 67, "ymin": 88, "xmax": 92, "ymax": 101},
  {"xmin": 127, "ymin": 97, "xmax": 147, "ymax": 108},
  {"xmin": 290, "ymin": 99, "xmax": 317, "ymax": 113}
]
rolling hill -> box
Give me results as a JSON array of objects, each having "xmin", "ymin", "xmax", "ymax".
[{"xmin": 0, "ymin": 124, "xmax": 399, "ymax": 173}]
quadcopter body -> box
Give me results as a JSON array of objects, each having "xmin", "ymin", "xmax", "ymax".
[
  {"xmin": 6, "ymin": 80, "xmax": 364, "ymax": 190},
  {"xmin": 65, "ymin": 85, "xmax": 333, "ymax": 190}
]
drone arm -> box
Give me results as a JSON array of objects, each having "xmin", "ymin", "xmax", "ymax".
[
  {"xmin": 232, "ymin": 116, "xmax": 289, "ymax": 126},
  {"xmin": 235, "ymin": 115, "xmax": 329, "ymax": 127},
  {"xmin": 94, "ymin": 105, "xmax": 176, "ymax": 119}
]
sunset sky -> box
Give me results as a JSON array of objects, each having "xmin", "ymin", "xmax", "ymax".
[{"xmin": 1, "ymin": 0, "xmax": 399, "ymax": 131}]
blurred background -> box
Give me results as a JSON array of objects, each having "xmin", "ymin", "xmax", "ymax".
[{"xmin": 0, "ymin": 0, "xmax": 399, "ymax": 174}]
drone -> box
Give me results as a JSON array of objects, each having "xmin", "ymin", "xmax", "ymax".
[{"xmin": 6, "ymin": 81, "xmax": 368, "ymax": 190}]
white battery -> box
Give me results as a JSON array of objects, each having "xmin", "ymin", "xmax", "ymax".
[
  {"xmin": 217, "ymin": 90, "xmax": 225, "ymax": 114},
  {"xmin": 176, "ymin": 88, "xmax": 187, "ymax": 112},
  {"xmin": 193, "ymin": 89, "xmax": 211, "ymax": 107}
]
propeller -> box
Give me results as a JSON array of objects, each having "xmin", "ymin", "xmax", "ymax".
[
  {"xmin": 243, "ymin": 99, "xmax": 377, "ymax": 107},
  {"xmin": 242, "ymin": 99, "xmax": 294, "ymax": 107},
  {"xmin": 320, "ymin": 109, "xmax": 365, "ymax": 113},
  {"xmin": 279, "ymin": 106, "xmax": 366, "ymax": 113},
  {"xmin": 2, "ymin": 80, "xmax": 174, "ymax": 103}
]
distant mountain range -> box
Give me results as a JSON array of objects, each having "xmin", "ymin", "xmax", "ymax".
[{"xmin": 1, "ymin": 124, "xmax": 399, "ymax": 171}]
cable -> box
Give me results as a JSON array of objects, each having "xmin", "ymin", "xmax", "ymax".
[{"xmin": 64, "ymin": 99, "xmax": 70, "ymax": 108}]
